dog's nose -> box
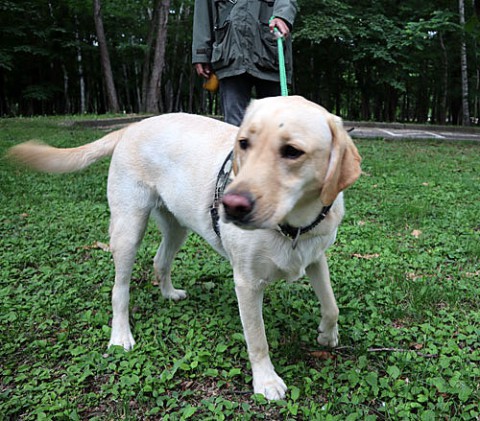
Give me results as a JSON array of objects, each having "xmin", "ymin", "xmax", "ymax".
[{"xmin": 222, "ymin": 192, "xmax": 254, "ymax": 221}]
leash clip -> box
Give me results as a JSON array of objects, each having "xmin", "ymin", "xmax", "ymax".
[{"xmin": 291, "ymin": 229, "xmax": 301, "ymax": 250}]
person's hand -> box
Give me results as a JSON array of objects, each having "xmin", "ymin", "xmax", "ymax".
[
  {"xmin": 195, "ymin": 63, "xmax": 212, "ymax": 79},
  {"xmin": 269, "ymin": 18, "xmax": 291, "ymax": 38}
]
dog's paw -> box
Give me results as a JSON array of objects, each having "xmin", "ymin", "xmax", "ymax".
[
  {"xmin": 317, "ymin": 323, "xmax": 339, "ymax": 348},
  {"xmin": 161, "ymin": 287, "xmax": 187, "ymax": 301},
  {"xmin": 108, "ymin": 331, "xmax": 136, "ymax": 351},
  {"xmin": 253, "ymin": 372, "xmax": 288, "ymax": 400}
]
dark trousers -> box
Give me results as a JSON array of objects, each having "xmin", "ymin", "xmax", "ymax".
[{"xmin": 220, "ymin": 74, "xmax": 281, "ymax": 126}]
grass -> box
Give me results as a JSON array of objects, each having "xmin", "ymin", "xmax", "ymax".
[{"xmin": 1, "ymin": 117, "xmax": 479, "ymax": 420}]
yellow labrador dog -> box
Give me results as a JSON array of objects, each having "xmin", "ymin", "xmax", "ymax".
[{"xmin": 8, "ymin": 96, "xmax": 361, "ymax": 400}]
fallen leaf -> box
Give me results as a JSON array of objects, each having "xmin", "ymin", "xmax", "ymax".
[
  {"xmin": 392, "ymin": 320, "xmax": 406, "ymax": 329},
  {"xmin": 94, "ymin": 241, "xmax": 110, "ymax": 252},
  {"xmin": 309, "ymin": 350, "xmax": 336, "ymax": 361},
  {"xmin": 79, "ymin": 241, "xmax": 110, "ymax": 251},
  {"xmin": 465, "ymin": 270, "xmax": 480, "ymax": 278},
  {"xmin": 352, "ymin": 253, "xmax": 380, "ymax": 259},
  {"xmin": 181, "ymin": 380, "xmax": 194, "ymax": 391}
]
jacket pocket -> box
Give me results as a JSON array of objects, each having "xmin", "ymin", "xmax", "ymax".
[
  {"xmin": 211, "ymin": 21, "xmax": 235, "ymax": 71},
  {"xmin": 253, "ymin": 22, "xmax": 279, "ymax": 72},
  {"xmin": 214, "ymin": 0, "xmax": 235, "ymax": 27},
  {"xmin": 258, "ymin": 0, "xmax": 275, "ymax": 24}
]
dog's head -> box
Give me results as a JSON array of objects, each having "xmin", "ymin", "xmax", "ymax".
[{"xmin": 221, "ymin": 96, "xmax": 361, "ymax": 230}]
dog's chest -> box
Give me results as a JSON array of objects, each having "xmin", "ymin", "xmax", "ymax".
[
  {"xmin": 259, "ymin": 235, "xmax": 329, "ymax": 283},
  {"xmin": 271, "ymin": 257, "xmax": 307, "ymax": 282},
  {"xmin": 222, "ymin": 226, "xmax": 336, "ymax": 286}
]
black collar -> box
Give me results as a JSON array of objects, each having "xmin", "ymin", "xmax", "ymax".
[{"xmin": 278, "ymin": 205, "xmax": 332, "ymax": 249}]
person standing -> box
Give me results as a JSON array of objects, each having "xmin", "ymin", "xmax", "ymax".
[{"xmin": 192, "ymin": 0, "xmax": 298, "ymax": 126}]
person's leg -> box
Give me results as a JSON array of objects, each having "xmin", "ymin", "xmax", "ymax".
[
  {"xmin": 255, "ymin": 79, "xmax": 281, "ymax": 99},
  {"xmin": 220, "ymin": 74, "xmax": 253, "ymax": 126}
]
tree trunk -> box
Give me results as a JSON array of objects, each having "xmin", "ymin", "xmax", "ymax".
[
  {"xmin": 93, "ymin": 0, "xmax": 120, "ymax": 113},
  {"xmin": 167, "ymin": 2, "xmax": 188, "ymax": 113},
  {"xmin": 473, "ymin": 0, "xmax": 479, "ymax": 125},
  {"xmin": 74, "ymin": 17, "xmax": 86, "ymax": 114},
  {"xmin": 438, "ymin": 32, "xmax": 448, "ymax": 124},
  {"xmin": 141, "ymin": 7, "xmax": 156, "ymax": 111},
  {"xmin": 144, "ymin": 0, "xmax": 170, "ymax": 113},
  {"xmin": 459, "ymin": 0, "xmax": 470, "ymax": 125},
  {"xmin": 0, "ymin": 68, "xmax": 7, "ymax": 115},
  {"xmin": 188, "ymin": 67, "xmax": 195, "ymax": 113},
  {"xmin": 62, "ymin": 65, "xmax": 71, "ymax": 114}
]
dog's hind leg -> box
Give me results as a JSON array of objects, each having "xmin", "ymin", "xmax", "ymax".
[
  {"xmin": 108, "ymin": 205, "xmax": 151, "ymax": 351},
  {"xmin": 307, "ymin": 253, "xmax": 339, "ymax": 348},
  {"xmin": 152, "ymin": 209, "xmax": 188, "ymax": 301}
]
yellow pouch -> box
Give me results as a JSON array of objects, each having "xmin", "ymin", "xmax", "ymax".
[{"xmin": 203, "ymin": 74, "xmax": 219, "ymax": 93}]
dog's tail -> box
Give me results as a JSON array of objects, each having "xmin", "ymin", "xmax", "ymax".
[{"xmin": 6, "ymin": 127, "xmax": 126, "ymax": 174}]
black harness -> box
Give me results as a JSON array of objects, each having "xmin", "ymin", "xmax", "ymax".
[
  {"xmin": 210, "ymin": 150, "xmax": 234, "ymax": 237},
  {"xmin": 210, "ymin": 150, "xmax": 332, "ymax": 249}
]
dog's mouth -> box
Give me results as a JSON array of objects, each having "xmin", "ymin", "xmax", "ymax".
[
  {"xmin": 222, "ymin": 214, "xmax": 273, "ymax": 231},
  {"xmin": 224, "ymin": 218, "xmax": 258, "ymax": 230}
]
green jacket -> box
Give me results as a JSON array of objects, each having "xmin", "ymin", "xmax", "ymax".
[{"xmin": 192, "ymin": 0, "xmax": 297, "ymax": 83}]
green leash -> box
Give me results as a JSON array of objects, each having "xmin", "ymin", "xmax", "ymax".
[{"xmin": 270, "ymin": 17, "xmax": 289, "ymax": 97}]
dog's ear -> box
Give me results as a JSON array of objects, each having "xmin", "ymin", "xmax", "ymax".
[{"xmin": 320, "ymin": 116, "xmax": 362, "ymax": 206}]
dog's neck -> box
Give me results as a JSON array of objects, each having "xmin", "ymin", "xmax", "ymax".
[
  {"xmin": 278, "ymin": 197, "xmax": 333, "ymax": 249},
  {"xmin": 283, "ymin": 192, "xmax": 331, "ymax": 226}
]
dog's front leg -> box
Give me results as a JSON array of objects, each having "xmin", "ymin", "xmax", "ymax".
[
  {"xmin": 235, "ymin": 283, "xmax": 287, "ymax": 400},
  {"xmin": 307, "ymin": 253, "xmax": 339, "ymax": 347}
]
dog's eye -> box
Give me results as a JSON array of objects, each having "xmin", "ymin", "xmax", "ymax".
[
  {"xmin": 238, "ymin": 138, "xmax": 249, "ymax": 151},
  {"xmin": 281, "ymin": 145, "xmax": 304, "ymax": 160}
]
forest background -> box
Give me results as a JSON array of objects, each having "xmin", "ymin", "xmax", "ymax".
[{"xmin": 1, "ymin": 0, "xmax": 479, "ymax": 125}]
